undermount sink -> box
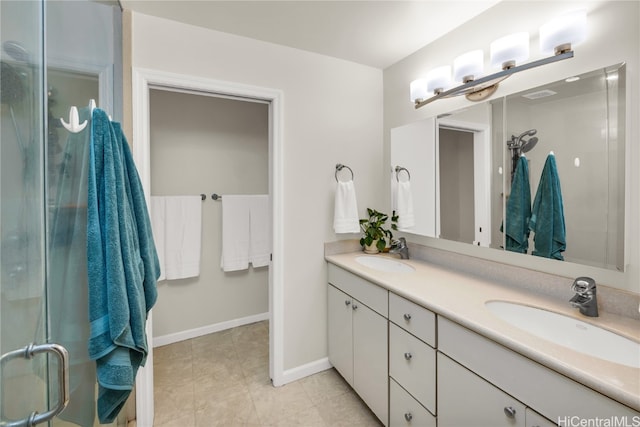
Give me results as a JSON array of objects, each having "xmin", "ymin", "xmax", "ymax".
[
  {"xmin": 486, "ymin": 301, "xmax": 640, "ymax": 369},
  {"xmin": 355, "ymin": 256, "xmax": 415, "ymax": 273}
]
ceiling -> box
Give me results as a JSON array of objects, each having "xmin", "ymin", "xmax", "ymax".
[{"xmin": 120, "ymin": 1, "xmax": 501, "ymax": 69}]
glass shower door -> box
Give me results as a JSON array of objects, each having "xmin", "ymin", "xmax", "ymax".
[
  {"xmin": 1, "ymin": 0, "xmax": 57, "ymax": 425},
  {"xmin": 2, "ymin": 0, "xmax": 124, "ymax": 425}
]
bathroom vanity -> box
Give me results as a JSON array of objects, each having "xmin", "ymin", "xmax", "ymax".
[{"xmin": 326, "ymin": 251, "xmax": 640, "ymax": 427}]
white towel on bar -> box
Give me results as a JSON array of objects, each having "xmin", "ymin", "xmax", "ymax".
[
  {"xmin": 396, "ymin": 180, "xmax": 415, "ymax": 230},
  {"xmin": 151, "ymin": 195, "xmax": 202, "ymax": 280},
  {"xmin": 333, "ymin": 180, "xmax": 360, "ymax": 233},
  {"xmin": 249, "ymin": 195, "xmax": 271, "ymax": 268},
  {"xmin": 150, "ymin": 196, "xmax": 167, "ymax": 281},
  {"xmin": 221, "ymin": 195, "xmax": 252, "ymax": 272},
  {"xmin": 221, "ymin": 195, "xmax": 272, "ymax": 271},
  {"xmin": 164, "ymin": 196, "xmax": 202, "ymax": 280}
]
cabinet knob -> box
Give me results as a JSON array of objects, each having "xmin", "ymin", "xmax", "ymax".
[
  {"xmin": 404, "ymin": 412, "xmax": 413, "ymax": 422},
  {"xmin": 503, "ymin": 406, "xmax": 516, "ymax": 419},
  {"xmin": 404, "ymin": 352, "xmax": 412, "ymax": 360},
  {"xmin": 403, "ymin": 313, "xmax": 412, "ymax": 321},
  {"xmin": 352, "ymin": 304, "xmax": 358, "ymax": 310},
  {"xmin": 344, "ymin": 300, "xmax": 351, "ymax": 306}
]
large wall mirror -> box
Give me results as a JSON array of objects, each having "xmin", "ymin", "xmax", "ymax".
[{"xmin": 391, "ymin": 63, "xmax": 626, "ymax": 271}]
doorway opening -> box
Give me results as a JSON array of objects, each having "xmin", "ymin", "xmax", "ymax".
[{"xmin": 131, "ymin": 68, "xmax": 284, "ymax": 426}]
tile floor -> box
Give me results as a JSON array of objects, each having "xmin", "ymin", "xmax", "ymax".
[{"xmin": 153, "ymin": 321, "xmax": 382, "ymax": 426}]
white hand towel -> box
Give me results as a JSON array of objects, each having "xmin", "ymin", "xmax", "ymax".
[
  {"xmin": 221, "ymin": 195, "xmax": 251, "ymax": 272},
  {"xmin": 249, "ymin": 195, "xmax": 271, "ymax": 268},
  {"xmin": 163, "ymin": 196, "xmax": 202, "ymax": 280},
  {"xmin": 150, "ymin": 196, "xmax": 166, "ymax": 281},
  {"xmin": 396, "ymin": 180, "xmax": 415, "ymax": 230},
  {"xmin": 333, "ymin": 180, "xmax": 360, "ymax": 233}
]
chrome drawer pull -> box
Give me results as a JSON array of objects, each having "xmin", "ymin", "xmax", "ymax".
[
  {"xmin": 404, "ymin": 412, "xmax": 413, "ymax": 422},
  {"xmin": 403, "ymin": 313, "xmax": 412, "ymax": 321},
  {"xmin": 404, "ymin": 352, "xmax": 412, "ymax": 360},
  {"xmin": 504, "ymin": 406, "xmax": 516, "ymax": 419},
  {"xmin": 344, "ymin": 300, "xmax": 351, "ymax": 306}
]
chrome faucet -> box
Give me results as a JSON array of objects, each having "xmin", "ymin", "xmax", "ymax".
[
  {"xmin": 390, "ymin": 237, "xmax": 409, "ymax": 259},
  {"xmin": 569, "ymin": 277, "xmax": 598, "ymax": 317}
]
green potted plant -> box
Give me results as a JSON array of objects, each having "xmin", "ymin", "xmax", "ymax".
[{"xmin": 359, "ymin": 208, "xmax": 398, "ymax": 254}]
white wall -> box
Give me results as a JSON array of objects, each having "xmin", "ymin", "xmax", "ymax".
[
  {"xmin": 131, "ymin": 13, "xmax": 383, "ymax": 370},
  {"xmin": 384, "ymin": 1, "xmax": 640, "ymax": 293},
  {"xmin": 149, "ymin": 89, "xmax": 269, "ymax": 339}
]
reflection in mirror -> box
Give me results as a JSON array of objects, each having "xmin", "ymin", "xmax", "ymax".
[
  {"xmin": 390, "ymin": 63, "xmax": 625, "ymax": 272},
  {"xmin": 437, "ymin": 104, "xmax": 491, "ymax": 247},
  {"xmin": 502, "ymin": 63, "xmax": 625, "ymax": 270}
]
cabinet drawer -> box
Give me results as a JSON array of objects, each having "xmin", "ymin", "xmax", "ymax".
[
  {"xmin": 390, "ymin": 378, "xmax": 436, "ymax": 427},
  {"xmin": 328, "ymin": 264, "xmax": 388, "ymax": 317},
  {"xmin": 389, "ymin": 323, "xmax": 436, "ymax": 414},
  {"xmin": 438, "ymin": 352, "xmax": 526, "ymax": 427},
  {"xmin": 438, "ymin": 316, "xmax": 640, "ymax": 421},
  {"xmin": 389, "ymin": 292, "xmax": 436, "ymax": 346}
]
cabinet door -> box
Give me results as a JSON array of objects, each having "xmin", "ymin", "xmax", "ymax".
[
  {"xmin": 328, "ymin": 284, "xmax": 353, "ymax": 385},
  {"xmin": 353, "ymin": 299, "xmax": 389, "ymax": 426},
  {"xmin": 438, "ymin": 353, "xmax": 526, "ymax": 427}
]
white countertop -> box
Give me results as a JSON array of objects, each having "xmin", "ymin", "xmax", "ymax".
[{"xmin": 325, "ymin": 252, "xmax": 640, "ymax": 412}]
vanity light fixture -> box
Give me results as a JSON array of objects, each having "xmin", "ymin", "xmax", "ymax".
[{"xmin": 410, "ymin": 9, "xmax": 587, "ymax": 109}]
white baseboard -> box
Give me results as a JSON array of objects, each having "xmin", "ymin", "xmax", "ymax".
[
  {"xmin": 153, "ymin": 312, "xmax": 269, "ymax": 347},
  {"xmin": 276, "ymin": 357, "xmax": 332, "ymax": 386}
]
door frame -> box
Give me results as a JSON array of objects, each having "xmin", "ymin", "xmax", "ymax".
[{"xmin": 131, "ymin": 67, "xmax": 284, "ymax": 426}]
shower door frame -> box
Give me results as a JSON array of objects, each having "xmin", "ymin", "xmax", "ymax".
[{"xmin": 131, "ymin": 67, "xmax": 284, "ymax": 426}]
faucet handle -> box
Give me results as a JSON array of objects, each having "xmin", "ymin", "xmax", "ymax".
[
  {"xmin": 571, "ymin": 276, "xmax": 596, "ymax": 294},
  {"xmin": 392, "ymin": 237, "xmax": 407, "ymax": 247}
]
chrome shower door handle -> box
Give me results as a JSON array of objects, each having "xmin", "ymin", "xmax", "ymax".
[{"xmin": 1, "ymin": 342, "xmax": 70, "ymax": 426}]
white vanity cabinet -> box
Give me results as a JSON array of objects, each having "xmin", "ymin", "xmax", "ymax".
[{"xmin": 327, "ymin": 264, "xmax": 389, "ymax": 425}]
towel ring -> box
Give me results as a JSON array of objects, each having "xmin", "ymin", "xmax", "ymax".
[
  {"xmin": 335, "ymin": 163, "xmax": 354, "ymax": 182},
  {"xmin": 395, "ymin": 166, "xmax": 411, "ymax": 182}
]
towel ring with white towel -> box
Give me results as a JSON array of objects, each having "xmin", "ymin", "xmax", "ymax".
[
  {"xmin": 333, "ymin": 163, "xmax": 360, "ymax": 234},
  {"xmin": 393, "ymin": 165, "xmax": 415, "ymax": 230}
]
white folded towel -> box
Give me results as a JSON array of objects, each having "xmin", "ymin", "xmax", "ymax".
[
  {"xmin": 396, "ymin": 180, "xmax": 415, "ymax": 230},
  {"xmin": 163, "ymin": 196, "xmax": 202, "ymax": 280},
  {"xmin": 333, "ymin": 180, "xmax": 360, "ymax": 233},
  {"xmin": 150, "ymin": 197, "xmax": 167, "ymax": 281},
  {"xmin": 221, "ymin": 195, "xmax": 252, "ymax": 272},
  {"xmin": 249, "ymin": 195, "xmax": 271, "ymax": 268}
]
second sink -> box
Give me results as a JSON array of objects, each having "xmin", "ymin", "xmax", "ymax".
[{"xmin": 486, "ymin": 301, "xmax": 640, "ymax": 369}]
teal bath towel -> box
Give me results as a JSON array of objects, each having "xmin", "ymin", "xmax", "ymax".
[
  {"xmin": 504, "ymin": 156, "xmax": 531, "ymax": 253},
  {"xmin": 87, "ymin": 108, "xmax": 160, "ymax": 423},
  {"xmin": 529, "ymin": 153, "xmax": 566, "ymax": 260}
]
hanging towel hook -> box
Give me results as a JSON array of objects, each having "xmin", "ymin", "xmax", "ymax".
[
  {"xmin": 60, "ymin": 106, "xmax": 87, "ymax": 133},
  {"xmin": 335, "ymin": 163, "xmax": 354, "ymax": 182}
]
